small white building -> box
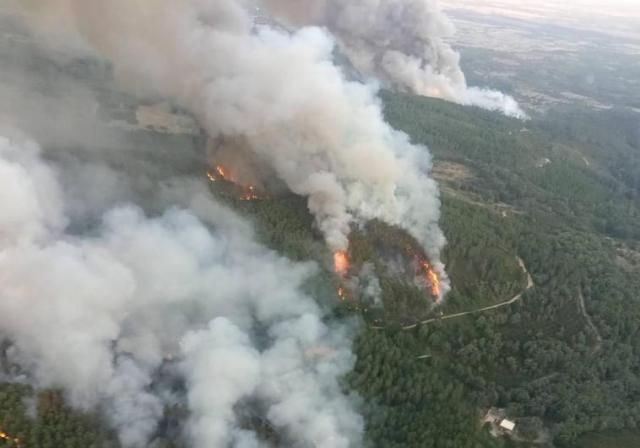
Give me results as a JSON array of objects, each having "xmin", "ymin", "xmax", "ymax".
[
  {"xmin": 482, "ymin": 408, "xmax": 518, "ymax": 437},
  {"xmin": 499, "ymin": 419, "xmax": 516, "ymax": 432}
]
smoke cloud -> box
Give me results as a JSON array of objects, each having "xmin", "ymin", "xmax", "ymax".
[
  {"xmin": 14, "ymin": 0, "xmax": 447, "ymax": 270},
  {"xmin": 0, "ymin": 0, "xmax": 468, "ymax": 444},
  {"xmin": 0, "ymin": 135, "xmax": 362, "ymax": 447},
  {"xmin": 261, "ymin": 0, "xmax": 527, "ymax": 118}
]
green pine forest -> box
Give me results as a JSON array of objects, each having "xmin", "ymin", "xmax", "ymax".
[{"xmin": 2, "ymin": 93, "xmax": 640, "ymax": 447}]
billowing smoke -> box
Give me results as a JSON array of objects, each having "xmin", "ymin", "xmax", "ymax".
[
  {"xmin": 0, "ymin": 135, "xmax": 362, "ymax": 447},
  {"xmin": 0, "ymin": 0, "xmax": 461, "ymax": 444},
  {"xmin": 15, "ymin": 0, "xmax": 447, "ymax": 271},
  {"xmin": 345, "ymin": 263, "xmax": 383, "ymax": 308},
  {"xmin": 261, "ymin": 0, "xmax": 527, "ymax": 118}
]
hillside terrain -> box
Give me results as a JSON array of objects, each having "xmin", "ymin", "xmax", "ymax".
[
  {"xmin": 2, "ymin": 89, "xmax": 639, "ymax": 448},
  {"xmin": 201, "ymin": 94, "xmax": 640, "ymax": 448},
  {"xmin": 351, "ymin": 94, "xmax": 640, "ymax": 448},
  {"xmin": 1, "ymin": 8, "xmax": 640, "ymax": 448}
]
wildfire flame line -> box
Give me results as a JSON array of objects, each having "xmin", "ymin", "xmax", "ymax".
[
  {"xmin": 207, "ymin": 165, "xmax": 233, "ymax": 183},
  {"xmin": 333, "ymin": 251, "xmax": 349, "ymax": 276},
  {"xmin": 0, "ymin": 430, "xmax": 22, "ymax": 447},
  {"xmin": 419, "ymin": 258, "xmax": 442, "ymax": 299},
  {"xmin": 333, "ymin": 250, "xmax": 350, "ymax": 301},
  {"xmin": 405, "ymin": 244, "xmax": 442, "ymax": 300},
  {"xmin": 206, "ymin": 164, "xmax": 266, "ymax": 201}
]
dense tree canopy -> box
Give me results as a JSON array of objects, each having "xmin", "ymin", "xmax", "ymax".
[{"xmin": 2, "ymin": 93, "xmax": 640, "ymax": 447}]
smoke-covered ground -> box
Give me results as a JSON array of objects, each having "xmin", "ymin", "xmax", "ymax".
[
  {"xmin": 0, "ymin": 7, "xmax": 363, "ymax": 447},
  {"xmin": 0, "ymin": 0, "xmax": 524, "ymax": 445},
  {"xmin": 0, "ymin": 134, "xmax": 362, "ymax": 447}
]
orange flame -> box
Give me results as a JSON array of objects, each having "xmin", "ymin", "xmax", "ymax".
[
  {"xmin": 240, "ymin": 185, "xmax": 261, "ymax": 201},
  {"xmin": 0, "ymin": 430, "xmax": 21, "ymax": 447},
  {"xmin": 207, "ymin": 164, "xmax": 267, "ymax": 201},
  {"xmin": 420, "ymin": 259, "xmax": 441, "ymax": 298},
  {"xmin": 334, "ymin": 251, "xmax": 349, "ymax": 276},
  {"xmin": 207, "ymin": 165, "xmax": 231, "ymax": 182},
  {"xmin": 333, "ymin": 251, "xmax": 350, "ymax": 301},
  {"xmin": 405, "ymin": 244, "xmax": 442, "ymax": 300}
]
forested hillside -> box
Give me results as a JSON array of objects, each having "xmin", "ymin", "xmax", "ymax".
[
  {"xmin": 243, "ymin": 94, "xmax": 640, "ymax": 447},
  {"xmin": 207, "ymin": 95, "xmax": 640, "ymax": 447},
  {"xmin": 1, "ymin": 92, "xmax": 640, "ymax": 448},
  {"xmin": 348, "ymin": 94, "xmax": 640, "ymax": 448}
]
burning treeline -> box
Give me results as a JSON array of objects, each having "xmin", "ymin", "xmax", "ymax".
[
  {"xmin": 38, "ymin": 0, "xmax": 451, "ymax": 305},
  {"xmin": 0, "ymin": 429, "xmax": 21, "ymax": 447},
  {"xmin": 333, "ymin": 244, "xmax": 442, "ymax": 304},
  {"xmin": 2, "ymin": 1, "xmax": 455, "ymax": 447},
  {"xmin": 206, "ymin": 160, "xmax": 442, "ymax": 304},
  {"xmin": 206, "ymin": 164, "xmax": 267, "ymax": 201},
  {"xmin": 418, "ymin": 256, "xmax": 442, "ymax": 299},
  {"xmin": 206, "ymin": 162, "xmax": 442, "ymax": 305},
  {"xmin": 334, "ymin": 251, "xmax": 349, "ymax": 276}
]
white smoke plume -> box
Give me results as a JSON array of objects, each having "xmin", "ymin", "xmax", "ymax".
[
  {"xmin": 13, "ymin": 0, "xmax": 447, "ymax": 272},
  {"xmin": 0, "ymin": 134, "xmax": 363, "ymax": 447},
  {"xmin": 261, "ymin": 0, "xmax": 527, "ymax": 118},
  {"xmin": 0, "ymin": 0, "xmax": 463, "ymax": 442},
  {"xmin": 345, "ymin": 263, "xmax": 383, "ymax": 308}
]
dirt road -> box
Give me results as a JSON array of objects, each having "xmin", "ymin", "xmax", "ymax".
[{"xmin": 373, "ymin": 256, "xmax": 534, "ymax": 331}]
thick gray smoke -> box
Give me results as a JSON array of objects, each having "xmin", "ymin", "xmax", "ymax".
[
  {"xmin": 15, "ymin": 0, "xmax": 448, "ymax": 276},
  {"xmin": 0, "ymin": 134, "xmax": 362, "ymax": 447},
  {"xmin": 261, "ymin": 0, "xmax": 526, "ymax": 118},
  {"xmin": 0, "ymin": 0, "xmax": 461, "ymax": 444}
]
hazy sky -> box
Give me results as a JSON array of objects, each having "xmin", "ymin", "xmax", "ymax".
[
  {"xmin": 442, "ymin": 0, "xmax": 640, "ymax": 20},
  {"xmin": 441, "ymin": 0, "xmax": 640, "ymax": 40}
]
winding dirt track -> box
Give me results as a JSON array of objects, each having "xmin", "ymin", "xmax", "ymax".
[
  {"xmin": 577, "ymin": 288, "xmax": 603, "ymax": 353},
  {"xmin": 373, "ymin": 257, "xmax": 534, "ymax": 331}
]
